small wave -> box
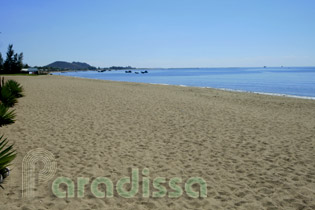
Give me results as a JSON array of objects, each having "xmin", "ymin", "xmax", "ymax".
[{"xmin": 213, "ymin": 87, "xmax": 315, "ymax": 100}]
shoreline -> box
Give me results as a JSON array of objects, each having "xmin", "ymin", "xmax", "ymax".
[{"xmin": 54, "ymin": 74, "xmax": 315, "ymax": 101}]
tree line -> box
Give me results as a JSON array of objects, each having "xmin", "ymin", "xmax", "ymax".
[{"xmin": 0, "ymin": 44, "xmax": 23, "ymax": 74}]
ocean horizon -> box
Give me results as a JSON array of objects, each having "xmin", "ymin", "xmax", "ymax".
[{"xmin": 53, "ymin": 66, "xmax": 315, "ymax": 99}]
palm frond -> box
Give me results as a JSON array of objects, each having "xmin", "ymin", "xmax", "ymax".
[
  {"xmin": 0, "ymin": 103, "xmax": 15, "ymax": 127},
  {"xmin": 0, "ymin": 135, "xmax": 16, "ymax": 172},
  {"xmin": 4, "ymin": 80, "xmax": 24, "ymax": 98},
  {"xmin": 0, "ymin": 88, "xmax": 17, "ymax": 107},
  {"xmin": 0, "ymin": 78, "xmax": 24, "ymax": 107},
  {"xmin": 0, "ymin": 135, "xmax": 16, "ymax": 189}
]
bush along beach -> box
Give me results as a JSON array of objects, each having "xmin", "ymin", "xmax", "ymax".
[{"xmin": 0, "ymin": 76, "xmax": 23, "ymax": 189}]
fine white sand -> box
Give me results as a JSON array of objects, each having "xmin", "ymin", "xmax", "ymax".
[{"xmin": 1, "ymin": 75, "xmax": 315, "ymax": 209}]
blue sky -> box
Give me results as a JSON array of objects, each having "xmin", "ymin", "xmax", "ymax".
[{"xmin": 1, "ymin": 0, "xmax": 315, "ymax": 68}]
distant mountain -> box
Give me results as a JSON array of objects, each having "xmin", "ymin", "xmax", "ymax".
[{"xmin": 45, "ymin": 61, "xmax": 96, "ymax": 70}]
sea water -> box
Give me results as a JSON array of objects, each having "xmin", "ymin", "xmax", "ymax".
[{"xmin": 53, "ymin": 67, "xmax": 315, "ymax": 99}]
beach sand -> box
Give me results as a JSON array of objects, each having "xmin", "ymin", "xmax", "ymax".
[{"xmin": 0, "ymin": 75, "xmax": 315, "ymax": 209}]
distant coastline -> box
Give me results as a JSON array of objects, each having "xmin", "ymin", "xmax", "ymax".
[{"xmin": 49, "ymin": 66, "xmax": 315, "ymax": 72}]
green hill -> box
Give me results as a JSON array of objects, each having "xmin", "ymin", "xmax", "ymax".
[{"xmin": 45, "ymin": 61, "xmax": 96, "ymax": 70}]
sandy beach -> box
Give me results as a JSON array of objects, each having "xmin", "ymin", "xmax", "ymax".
[{"xmin": 0, "ymin": 75, "xmax": 315, "ymax": 209}]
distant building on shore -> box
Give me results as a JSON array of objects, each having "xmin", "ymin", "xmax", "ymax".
[{"xmin": 21, "ymin": 67, "xmax": 39, "ymax": 74}]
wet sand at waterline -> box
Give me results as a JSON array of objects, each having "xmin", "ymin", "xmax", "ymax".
[{"xmin": 1, "ymin": 75, "xmax": 315, "ymax": 209}]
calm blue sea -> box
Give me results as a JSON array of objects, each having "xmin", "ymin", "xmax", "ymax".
[{"xmin": 53, "ymin": 67, "xmax": 315, "ymax": 99}]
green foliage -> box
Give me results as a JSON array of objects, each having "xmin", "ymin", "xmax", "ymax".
[
  {"xmin": 0, "ymin": 135, "xmax": 16, "ymax": 188},
  {"xmin": 0, "ymin": 77, "xmax": 23, "ymax": 126},
  {"xmin": 0, "ymin": 72, "xmax": 23, "ymax": 190},
  {"xmin": 0, "ymin": 104, "xmax": 15, "ymax": 127},
  {"xmin": 0, "ymin": 53, "xmax": 3, "ymax": 71},
  {"xmin": 0, "ymin": 136, "xmax": 16, "ymax": 171},
  {"xmin": 0, "ymin": 86, "xmax": 18, "ymax": 107},
  {"xmin": 4, "ymin": 80, "xmax": 24, "ymax": 98},
  {"xmin": 2, "ymin": 44, "xmax": 23, "ymax": 74},
  {"xmin": 0, "ymin": 78, "xmax": 24, "ymax": 108}
]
